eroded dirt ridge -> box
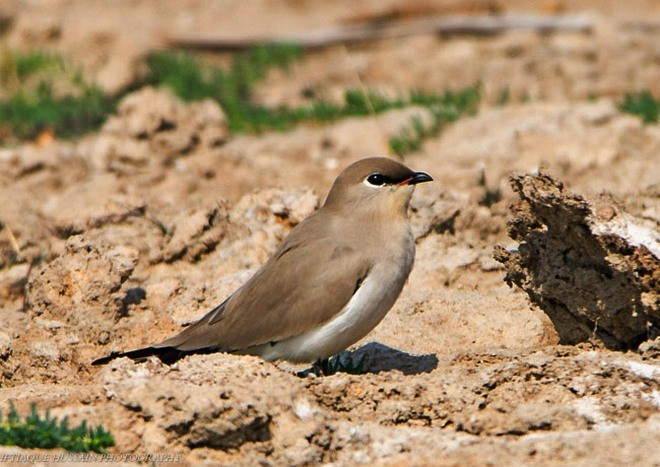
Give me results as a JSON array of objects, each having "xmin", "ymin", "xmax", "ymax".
[{"xmin": 495, "ymin": 173, "xmax": 660, "ymax": 349}]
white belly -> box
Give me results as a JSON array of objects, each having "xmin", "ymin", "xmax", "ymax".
[{"xmin": 249, "ymin": 244, "xmax": 414, "ymax": 363}]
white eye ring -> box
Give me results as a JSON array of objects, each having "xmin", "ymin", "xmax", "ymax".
[{"xmin": 364, "ymin": 173, "xmax": 387, "ymax": 188}]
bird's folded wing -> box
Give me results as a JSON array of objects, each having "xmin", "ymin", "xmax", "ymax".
[{"xmin": 156, "ymin": 214, "xmax": 372, "ymax": 352}]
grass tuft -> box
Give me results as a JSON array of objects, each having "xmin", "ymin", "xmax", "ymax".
[
  {"xmin": 0, "ymin": 403, "xmax": 115, "ymax": 454},
  {"xmin": 0, "ymin": 51, "xmax": 116, "ymax": 141},
  {"xmin": 0, "ymin": 50, "xmax": 65, "ymax": 85},
  {"xmin": 1, "ymin": 44, "xmax": 481, "ymax": 151},
  {"xmin": 147, "ymin": 48, "xmax": 481, "ymax": 154},
  {"xmin": 619, "ymin": 90, "xmax": 659, "ymax": 123},
  {"xmin": 0, "ymin": 83, "xmax": 115, "ymax": 140},
  {"xmin": 389, "ymin": 87, "xmax": 481, "ymax": 157},
  {"xmin": 146, "ymin": 44, "xmax": 303, "ymax": 133}
]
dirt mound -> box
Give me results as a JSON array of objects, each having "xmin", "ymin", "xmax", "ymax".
[
  {"xmin": 495, "ymin": 173, "xmax": 660, "ymax": 349},
  {"xmin": 98, "ymin": 87, "xmax": 229, "ymax": 173}
]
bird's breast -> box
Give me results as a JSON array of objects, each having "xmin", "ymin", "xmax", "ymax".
[{"xmin": 258, "ymin": 223, "xmax": 415, "ymax": 363}]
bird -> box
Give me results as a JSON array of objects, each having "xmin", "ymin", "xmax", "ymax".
[{"xmin": 92, "ymin": 157, "xmax": 433, "ymax": 375}]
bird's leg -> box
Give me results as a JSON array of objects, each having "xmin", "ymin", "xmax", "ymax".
[{"xmin": 312, "ymin": 358, "xmax": 331, "ymax": 376}]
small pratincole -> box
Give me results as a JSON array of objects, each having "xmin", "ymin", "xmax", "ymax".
[{"xmin": 92, "ymin": 157, "xmax": 433, "ymax": 374}]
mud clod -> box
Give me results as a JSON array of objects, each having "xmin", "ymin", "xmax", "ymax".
[{"xmin": 495, "ymin": 173, "xmax": 659, "ymax": 349}]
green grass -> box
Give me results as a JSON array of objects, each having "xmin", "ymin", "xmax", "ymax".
[
  {"xmin": 620, "ymin": 90, "xmax": 659, "ymax": 123},
  {"xmin": 146, "ymin": 48, "xmax": 480, "ymax": 154},
  {"xmin": 0, "ymin": 50, "xmax": 64, "ymax": 84},
  {"xmin": 1, "ymin": 44, "xmax": 481, "ymax": 154},
  {"xmin": 0, "ymin": 81, "xmax": 115, "ymax": 140},
  {"xmin": 389, "ymin": 87, "xmax": 481, "ymax": 156},
  {"xmin": 0, "ymin": 403, "xmax": 115, "ymax": 454},
  {"xmin": 0, "ymin": 51, "xmax": 116, "ymax": 140},
  {"xmin": 146, "ymin": 44, "xmax": 303, "ymax": 133},
  {"xmin": 389, "ymin": 115, "xmax": 427, "ymax": 156}
]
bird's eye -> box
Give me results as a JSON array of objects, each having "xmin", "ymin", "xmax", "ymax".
[{"xmin": 366, "ymin": 173, "xmax": 386, "ymax": 186}]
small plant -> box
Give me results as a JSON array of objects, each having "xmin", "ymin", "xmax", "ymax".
[
  {"xmin": 146, "ymin": 44, "xmax": 303, "ymax": 133},
  {"xmin": 146, "ymin": 48, "xmax": 481, "ymax": 154},
  {"xmin": 389, "ymin": 87, "xmax": 481, "ymax": 156},
  {"xmin": 0, "ymin": 81, "xmax": 115, "ymax": 140},
  {"xmin": 389, "ymin": 115, "xmax": 426, "ymax": 156},
  {"xmin": 620, "ymin": 90, "xmax": 659, "ymax": 123},
  {"xmin": 0, "ymin": 403, "xmax": 115, "ymax": 453},
  {"xmin": 0, "ymin": 50, "xmax": 64, "ymax": 86},
  {"xmin": 1, "ymin": 44, "xmax": 482, "ymax": 147},
  {"xmin": 0, "ymin": 50, "xmax": 116, "ymax": 141}
]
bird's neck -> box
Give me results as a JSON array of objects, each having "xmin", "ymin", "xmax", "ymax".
[{"xmin": 326, "ymin": 200, "xmax": 411, "ymax": 233}]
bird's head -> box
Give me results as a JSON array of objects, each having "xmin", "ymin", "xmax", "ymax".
[{"xmin": 323, "ymin": 157, "xmax": 433, "ymax": 217}]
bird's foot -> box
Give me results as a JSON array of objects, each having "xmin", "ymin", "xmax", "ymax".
[{"xmin": 312, "ymin": 358, "xmax": 331, "ymax": 377}]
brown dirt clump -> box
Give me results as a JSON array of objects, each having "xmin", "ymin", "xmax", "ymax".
[{"xmin": 495, "ymin": 173, "xmax": 659, "ymax": 349}]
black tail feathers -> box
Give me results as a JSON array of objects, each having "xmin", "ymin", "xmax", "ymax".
[
  {"xmin": 91, "ymin": 346, "xmax": 180, "ymax": 366},
  {"xmin": 91, "ymin": 346, "xmax": 214, "ymax": 366}
]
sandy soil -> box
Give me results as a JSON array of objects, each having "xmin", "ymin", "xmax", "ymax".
[{"xmin": 0, "ymin": 1, "xmax": 658, "ymax": 465}]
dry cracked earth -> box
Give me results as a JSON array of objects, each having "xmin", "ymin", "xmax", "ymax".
[{"xmin": 0, "ymin": 0, "xmax": 659, "ymax": 465}]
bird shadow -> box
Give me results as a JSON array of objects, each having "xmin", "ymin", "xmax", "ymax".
[{"xmin": 331, "ymin": 342, "xmax": 438, "ymax": 376}]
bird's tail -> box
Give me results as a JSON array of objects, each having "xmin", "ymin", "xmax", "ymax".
[
  {"xmin": 92, "ymin": 347, "xmax": 219, "ymax": 366},
  {"xmin": 91, "ymin": 346, "xmax": 192, "ymax": 366}
]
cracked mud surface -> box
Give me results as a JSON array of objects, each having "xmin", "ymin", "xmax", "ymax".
[{"xmin": 0, "ymin": 1, "xmax": 659, "ymax": 465}]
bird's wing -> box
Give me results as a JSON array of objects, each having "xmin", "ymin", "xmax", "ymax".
[{"xmin": 156, "ymin": 212, "xmax": 372, "ymax": 352}]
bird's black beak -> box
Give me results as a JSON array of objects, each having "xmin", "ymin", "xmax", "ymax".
[{"xmin": 400, "ymin": 171, "xmax": 433, "ymax": 186}]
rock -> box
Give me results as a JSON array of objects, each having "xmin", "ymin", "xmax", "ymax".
[
  {"xmin": 230, "ymin": 188, "xmax": 319, "ymax": 230},
  {"xmin": 222, "ymin": 188, "xmax": 319, "ymax": 267},
  {"xmin": 98, "ymin": 87, "xmax": 229, "ymax": 172},
  {"xmin": 0, "ymin": 331, "xmax": 12, "ymax": 360},
  {"xmin": 0, "ymin": 263, "xmax": 29, "ymax": 301},
  {"xmin": 156, "ymin": 203, "xmax": 231, "ymax": 264},
  {"xmin": 167, "ymin": 268, "xmax": 255, "ymax": 327},
  {"xmin": 494, "ymin": 173, "xmax": 660, "ymax": 349},
  {"xmin": 99, "ymin": 354, "xmax": 327, "ymax": 457},
  {"xmin": 409, "ymin": 184, "xmax": 462, "ymax": 240},
  {"xmin": 639, "ymin": 337, "xmax": 660, "ymax": 359},
  {"xmin": 25, "ymin": 235, "xmax": 138, "ymax": 333}
]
